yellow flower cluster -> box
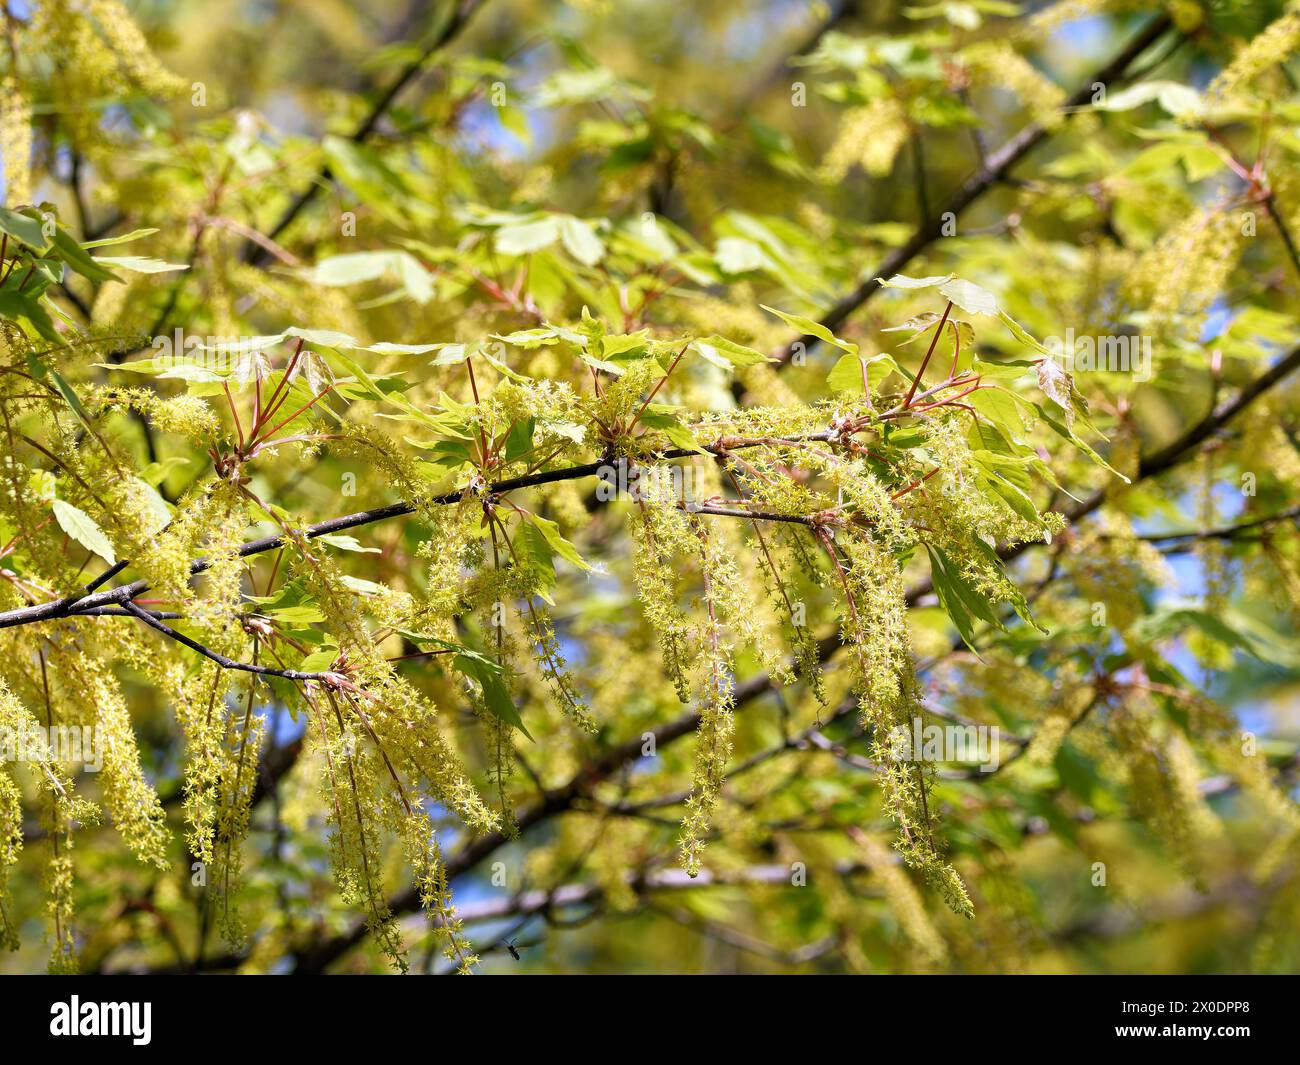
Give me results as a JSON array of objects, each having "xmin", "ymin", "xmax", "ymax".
[
  {"xmin": 1206, "ymin": 9, "xmax": 1300, "ymax": 102},
  {"xmin": 1125, "ymin": 207, "xmax": 1244, "ymax": 340},
  {"xmin": 819, "ymin": 96, "xmax": 909, "ymax": 182},
  {"xmin": 629, "ymin": 473, "xmax": 701, "ymax": 702},
  {"xmin": 853, "ymin": 829, "xmax": 948, "ymax": 968},
  {"xmin": 0, "ymin": 75, "xmax": 32, "ymax": 206},
  {"xmin": 1025, "ymin": 0, "xmax": 1145, "ymax": 37},
  {"xmin": 962, "ymin": 42, "xmax": 1066, "ymax": 130},
  {"xmin": 84, "ymin": 0, "xmax": 187, "ymax": 98},
  {"xmin": 677, "ymin": 605, "xmax": 735, "ymax": 877}
]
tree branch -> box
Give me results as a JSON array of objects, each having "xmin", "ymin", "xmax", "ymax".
[
  {"xmin": 120, "ymin": 601, "xmax": 336, "ymax": 682},
  {"xmin": 241, "ymin": 0, "xmax": 489, "ymax": 264},
  {"xmin": 1109, "ymin": 503, "xmax": 1300, "ymax": 545},
  {"xmin": 771, "ymin": 14, "xmax": 1175, "ymax": 366},
  {"xmin": 0, "ymin": 432, "xmax": 836, "ymax": 632}
]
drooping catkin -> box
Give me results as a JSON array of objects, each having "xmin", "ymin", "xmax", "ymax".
[
  {"xmin": 628, "ymin": 473, "xmax": 700, "ymax": 702},
  {"xmin": 1206, "ymin": 10, "xmax": 1300, "ymax": 103},
  {"xmin": 0, "ymin": 74, "xmax": 32, "ymax": 206},
  {"xmin": 961, "ymin": 42, "xmax": 1066, "ymax": 129},
  {"xmin": 819, "ymin": 96, "xmax": 909, "ymax": 181},
  {"xmin": 677, "ymin": 522, "xmax": 736, "ymax": 877}
]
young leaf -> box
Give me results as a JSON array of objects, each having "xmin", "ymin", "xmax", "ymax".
[
  {"xmin": 691, "ymin": 335, "xmax": 772, "ymax": 369},
  {"xmin": 937, "ymin": 277, "xmax": 1000, "ymax": 317},
  {"xmin": 760, "ymin": 304, "xmax": 857, "ymax": 353},
  {"xmin": 454, "ymin": 653, "xmax": 534, "ymax": 740},
  {"xmin": 877, "ymin": 273, "xmax": 954, "ymax": 289},
  {"xmin": 559, "ymin": 215, "xmax": 605, "ymax": 266},
  {"xmin": 0, "ymin": 206, "xmax": 49, "ymax": 249},
  {"xmin": 924, "ymin": 543, "xmax": 1003, "ymax": 652},
  {"xmin": 526, "ymin": 514, "xmax": 592, "ymax": 571},
  {"xmin": 51, "ymin": 500, "xmax": 116, "ymax": 564},
  {"xmin": 94, "ymin": 256, "xmax": 188, "ymax": 274},
  {"xmin": 826, "ymin": 352, "xmax": 898, "ymax": 394}
]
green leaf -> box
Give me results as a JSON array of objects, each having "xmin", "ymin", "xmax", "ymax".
[
  {"xmin": 1035, "ymin": 401, "xmax": 1130, "ymax": 483},
  {"xmin": 505, "ymin": 417, "xmax": 536, "ymax": 461},
  {"xmin": 245, "ymin": 580, "xmax": 324, "ymax": 624},
  {"xmin": 51, "ymin": 230, "xmax": 121, "ymax": 283},
  {"xmin": 968, "ymin": 535, "xmax": 1045, "ymax": 633},
  {"xmin": 79, "ymin": 227, "xmax": 160, "ymax": 249},
  {"xmin": 307, "ymin": 252, "xmax": 391, "ymax": 285},
  {"xmin": 691, "ymin": 335, "xmax": 772, "ymax": 369},
  {"xmin": 559, "ymin": 215, "xmax": 605, "ymax": 266},
  {"xmin": 365, "ymin": 341, "xmax": 446, "ymax": 355},
  {"xmin": 826, "ymin": 352, "xmax": 897, "ymax": 394},
  {"xmin": 337, "ymin": 574, "xmax": 387, "ymax": 596},
  {"xmin": 977, "ymin": 464, "xmax": 1043, "ymax": 527},
  {"xmin": 394, "ymin": 630, "xmax": 494, "ymax": 666},
  {"xmin": 430, "ymin": 344, "xmax": 470, "ymax": 366},
  {"xmin": 454, "ymin": 653, "xmax": 533, "ymax": 741},
  {"xmin": 299, "ymin": 648, "xmax": 341, "ymax": 672},
  {"xmin": 514, "ymin": 518, "xmax": 557, "ymax": 596},
  {"xmin": 968, "ymin": 386, "xmax": 1027, "ymax": 441},
  {"xmin": 0, "ymin": 206, "xmax": 49, "ymax": 249},
  {"xmin": 715, "ymin": 237, "xmax": 769, "ymax": 274},
  {"xmin": 1035, "ymin": 358, "xmax": 1074, "ymax": 423},
  {"xmin": 94, "ymin": 255, "xmax": 188, "ymax": 274},
  {"xmin": 306, "ymin": 251, "xmax": 432, "ymax": 303},
  {"xmin": 131, "ymin": 477, "xmax": 173, "ymax": 535},
  {"xmin": 285, "ymin": 326, "xmax": 358, "ymax": 348},
  {"xmin": 997, "ymin": 312, "xmax": 1051, "ymax": 355},
  {"xmin": 760, "ymin": 304, "xmax": 857, "ymax": 353},
  {"xmin": 326, "ymin": 348, "xmax": 388, "ymax": 401},
  {"xmin": 315, "ymin": 533, "xmax": 381, "ymax": 553},
  {"xmin": 637, "ymin": 408, "xmax": 709, "ymax": 454},
  {"xmin": 0, "ymin": 290, "xmax": 61, "ymax": 342},
  {"xmin": 1092, "ymin": 80, "xmax": 1202, "ymax": 118},
  {"xmin": 877, "ymin": 273, "xmax": 953, "ymax": 290},
  {"xmin": 49, "ymin": 370, "xmax": 91, "ymax": 425},
  {"xmin": 479, "ymin": 342, "xmax": 531, "ymax": 382},
  {"xmin": 924, "ymin": 543, "xmax": 1002, "ymax": 652},
  {"xmin": 492, "ymin": 327, "xmax": 566, "ymax": 349},
  {"xmin": 51, "ymin": 499, "xmax": 116, "ymax": 564},
  {"xmin": 883, "ymin": 312, "xmax": 975, "ymax": 351},
  {"xmin": 496, "ymin": 217, "xmax": 562, "ymax": 256},
  {"xmin": 938, "ymin": 277, "xmax": 1000, "ymax": 317},
  {"xmin": 526, "ymin": 514, "xmax": 592, "ymax": 571}
]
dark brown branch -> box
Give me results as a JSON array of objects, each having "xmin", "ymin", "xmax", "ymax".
[
  {"xmin": 241, "ymin": 0, "xmax": 489, "ymax": 264},
  {"xmin": 120, "ymin": 601, "xmax": 334, "ymax": 681},
  {"xmin": 771, "ymin": 14, "xmax": 1175, "ymax": 366},
  {"xmin": 0, "ymin": 432, "xmax": 835, "ymax": 632},
  {"xmin": 1136, "ymin": 342, "xmax": 1300, "ymax": 481},
  {"xmin": 73, "ymin": 606, "xmax": 183, "ymax": 619},
  {"xmin": 1264, "ymin": 192, "xmax": 1300, "ymax": 283},
  {"xmin": 686, "ymin": 502, "xmax": 821, "ymax": 525},
  {"xmin": 1106, "ymin": 503, "xmax": 1300, "ymax": 545}
]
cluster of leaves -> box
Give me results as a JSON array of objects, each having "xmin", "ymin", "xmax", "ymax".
[{"xmin": 0, "ymin": 0, "xmax": 1297, "ymax": 975}]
